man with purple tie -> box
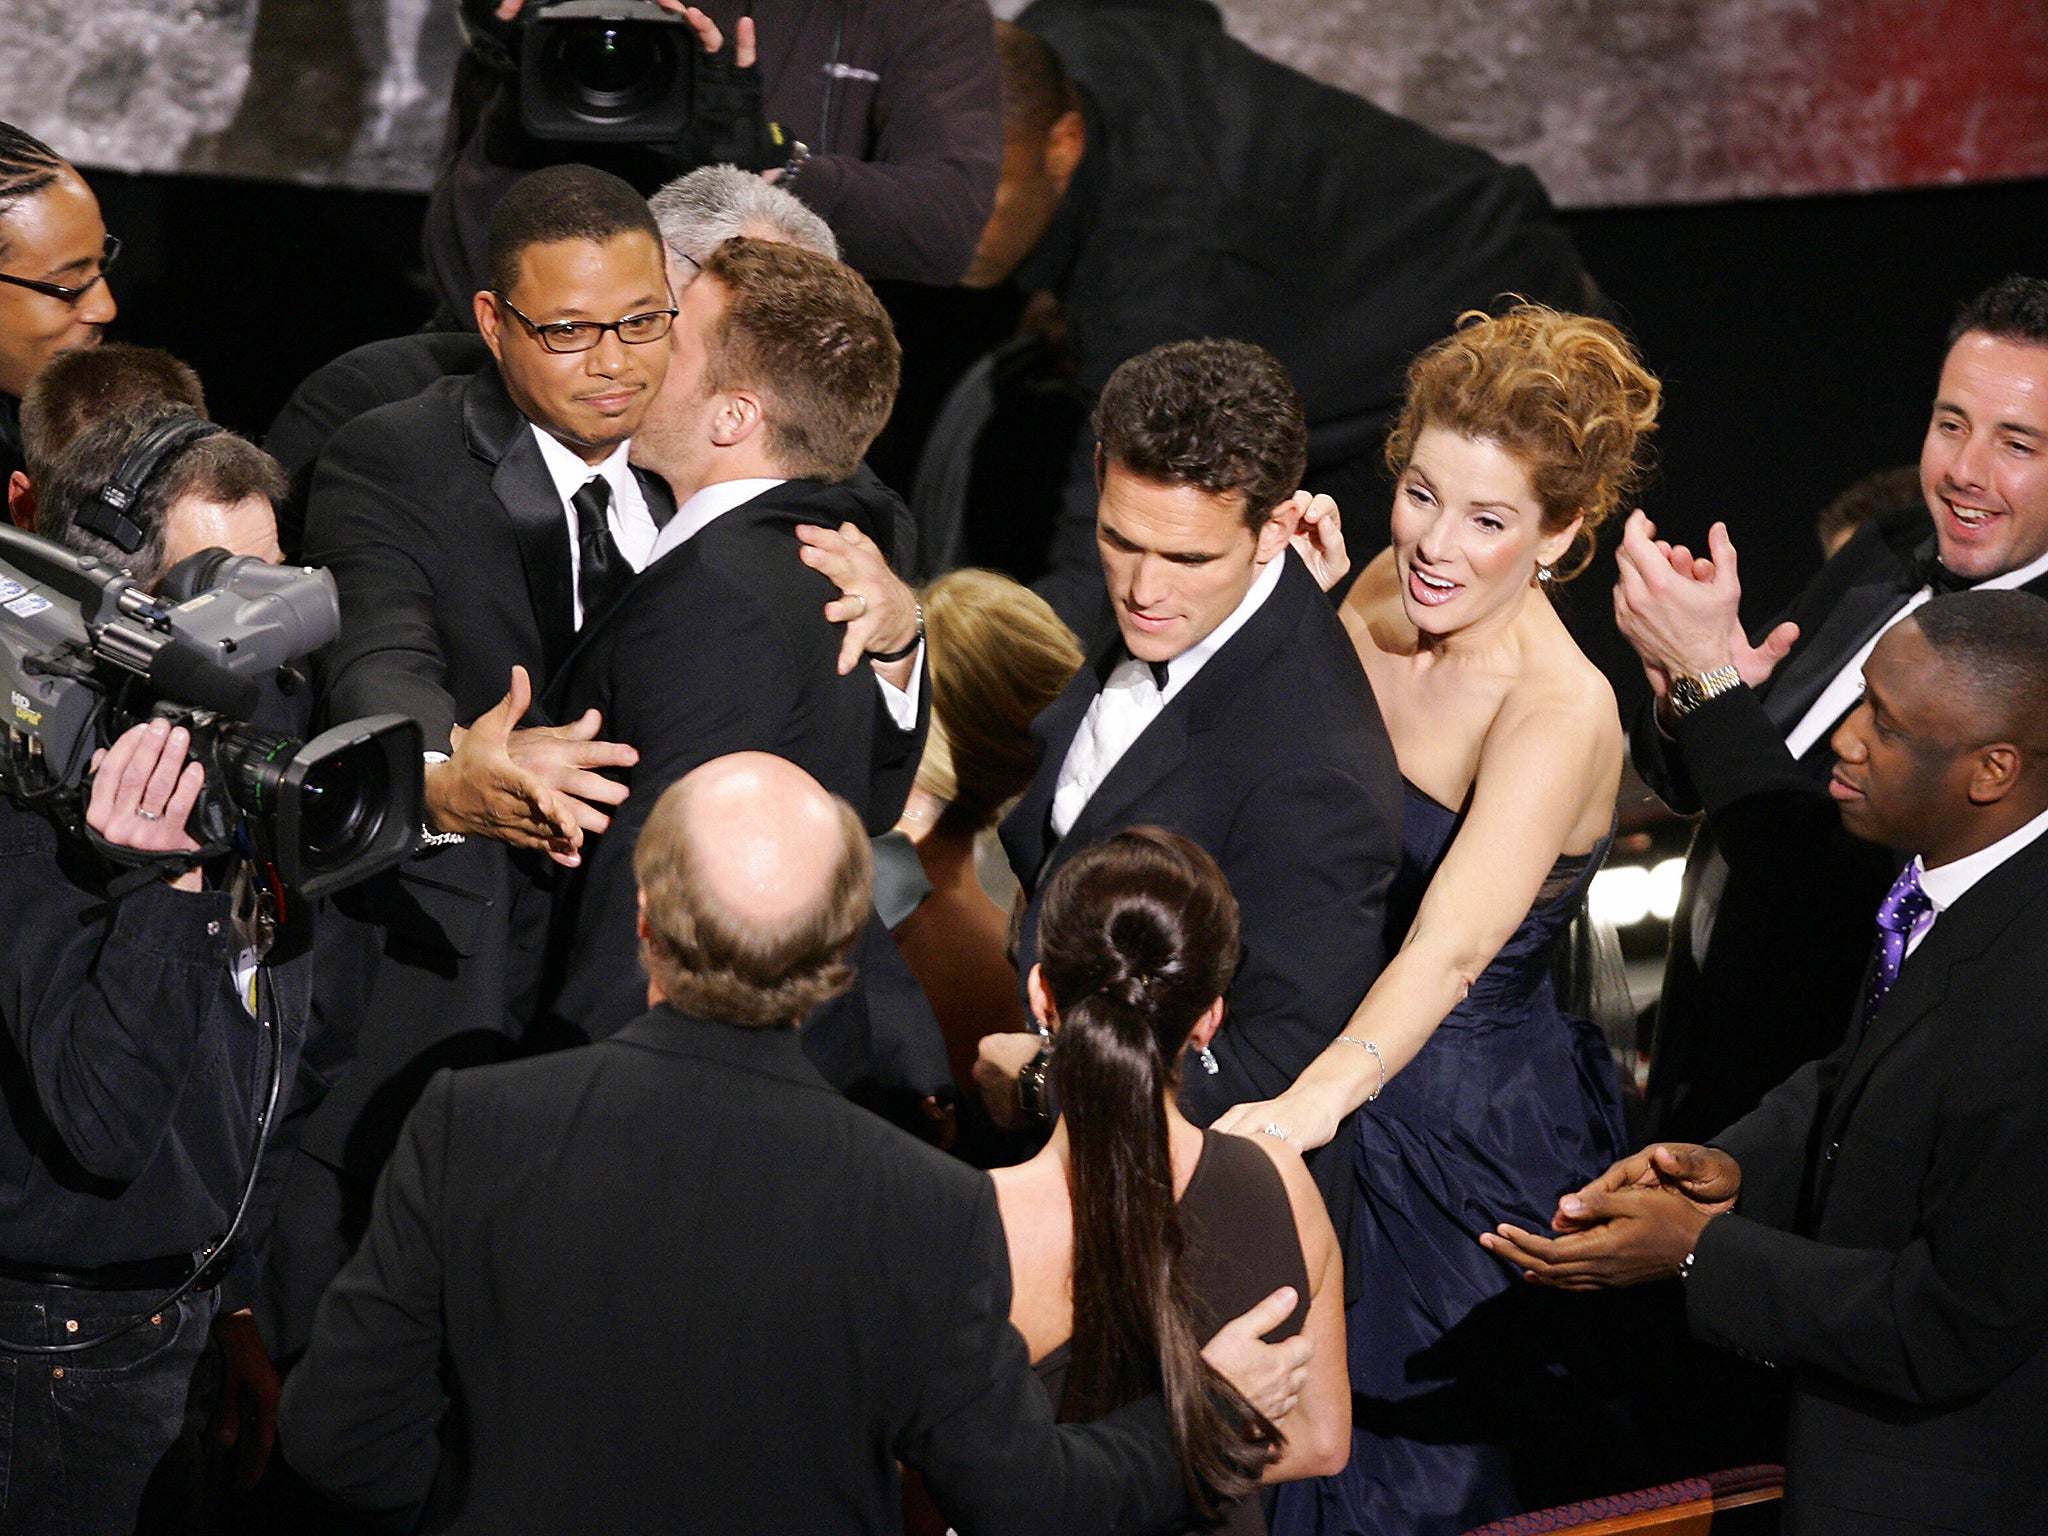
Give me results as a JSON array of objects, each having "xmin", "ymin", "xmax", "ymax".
[{"xmin": 1486, "ymin": 589, "xmax": 2048, "ymax": 1536}]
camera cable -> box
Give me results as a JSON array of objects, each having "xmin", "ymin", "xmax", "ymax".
[{"xmin": 0, "ymin": 958, "xmax": 287, "ymax": 1356}]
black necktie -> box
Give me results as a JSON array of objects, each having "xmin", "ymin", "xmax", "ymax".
[
  {"xmin": 1147, "ymin": 659, "xmax": 1170, "ymax": 691},
  {"xmin": 573, "ymin": 477, "xmax": 628, "ymax": 625}
]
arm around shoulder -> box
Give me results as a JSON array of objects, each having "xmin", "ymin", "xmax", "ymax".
[{"xmin": 899, "ymin": 1175, "xmax": 1191, "ymax": 1536}]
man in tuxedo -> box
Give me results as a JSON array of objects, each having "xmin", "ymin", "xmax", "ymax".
[
  {"xmin": 279, "ymin": 752, "xmax": 1312, "ymax": 1534},
  {"xmin": 544, "ymin": 235, "xmax": 950, "ymax": 1108},
  {"xmin": 977, "ymin": 339, "xmax": 1402, "ymax": 1215},
  {"xmin": 1487, "ymin": 590, "xmax": 2048, "ymax": 1536},
  {"xmin": 264, "ymin": 165, "xmax": 840, "ymax": 558},
  {"xmin": 1620, "ymin": 273, "xmax": 2048, "ymax": 1141},
  {"xmin": 273, "ymin": 162, "xmax": 681, "ymax": 1356}
]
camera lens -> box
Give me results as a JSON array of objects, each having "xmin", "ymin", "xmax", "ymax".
[
  {"xmin": 545, "ymin": 23, "xmax": 678, "ymax": 122},
  {"xmin": 297, "ymin": 745, "xmax": 388, "ymax": 865},
  {"xmin": 214, "ymin": 726, "xmax": 392, "ymax": 881}
]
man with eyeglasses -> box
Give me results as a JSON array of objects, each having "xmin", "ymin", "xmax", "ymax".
[
  {"xmin": 278, "ymin": 164, "xmax": 685, "ymax": 1361},
  {"xmin": 0, "ymin": 123, "xmax": 118, "ymax": 492}
]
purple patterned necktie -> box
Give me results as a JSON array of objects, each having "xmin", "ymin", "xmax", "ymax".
[{"xmin": 1865, "ymin": 862, "xmax": 1934, "ymax": 1019}]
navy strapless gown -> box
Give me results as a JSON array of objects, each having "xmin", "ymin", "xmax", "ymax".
[{"xmin": 1271, "ymin": 782, "xmax": 1629, "ymax": 1536}]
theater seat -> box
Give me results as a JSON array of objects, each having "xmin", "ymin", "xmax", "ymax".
[{"xmin": 1460, "ymin": 1463, "xmax": 1784, "ymax": 1535}]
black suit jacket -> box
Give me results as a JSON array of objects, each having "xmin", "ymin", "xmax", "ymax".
[
  {"xmin": 276, "ymin": 364, "xmax": 675, "ymax": 1351},
  {"xmin": 266, "ymin": 332, "xmax": 494, "ymax": 561},
  {"xmin": 279, "ymin": 1006, "xmax": 1190, "ymax": 1536},
  {"xmin": 543, "ymin": 477, "xmax": 948, "ymax": 1098},
  {"xmin": 1003, "ymin": 553, "xmax": 1401, "ymax": 1219},
  {"xmin": 1683, "ymin": 818, "xmax": 2048, "ymax": 1536},
  {"xmin": 1635, "ymin": 505, "xmax": 2048, "ymax": 1140}
]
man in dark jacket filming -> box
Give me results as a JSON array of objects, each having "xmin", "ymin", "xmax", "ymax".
[{"xmin": 0, "ymin": 414, "xmax": 312, "ymax": 1533}]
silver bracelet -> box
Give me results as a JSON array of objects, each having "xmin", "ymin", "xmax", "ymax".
[
  {"xmin": 419, "ymin": 827, "xmax": 467, "ymax": 849},
  {"xmin": 1337, "ymin": 1036, "xmax": 1385, "ymax": 1102}
]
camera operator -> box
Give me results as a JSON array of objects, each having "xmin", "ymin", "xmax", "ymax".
[
  {"xmin": 0, "ymin": 410, "xmax": 310, "ymax": 1531},
  {"xmin": 428, "ymin": 0, "xmax": 1001, "ymax": 316}
]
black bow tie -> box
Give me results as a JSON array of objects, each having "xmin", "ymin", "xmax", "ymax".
[{"xmin": 1911, "ymin": 544, "xmax": 1977, "ymax": 596}]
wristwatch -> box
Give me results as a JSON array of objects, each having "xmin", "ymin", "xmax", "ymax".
[
  {"xmin": 1667, "ymin": 664, "xmax": 1743, "ymax": 718},
  {"xmin": 1015, "ymin": 1046, "xmax": 1052, "ymax": 1122}
]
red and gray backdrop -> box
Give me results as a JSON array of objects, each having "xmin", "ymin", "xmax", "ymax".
[{"xmin": 9, "ymin": 0, "xmax": 2046, "ymax": 207}]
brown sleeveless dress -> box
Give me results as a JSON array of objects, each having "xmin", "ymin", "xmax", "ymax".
[{"xmin": 1032, "ymin": 1130, "xmax": 1314, "ymax": 1536}]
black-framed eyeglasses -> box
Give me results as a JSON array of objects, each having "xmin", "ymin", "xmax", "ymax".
[
  {"xmin": 0, "ymin": 233, "xmax": 120, "ymax": 303},
  {"xmin": 493, "ymin": 292, "xmax": 678, "ymax": 354}
]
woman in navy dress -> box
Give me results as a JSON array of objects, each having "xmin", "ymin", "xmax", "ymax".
[{"xmin": 1215, "ymin": 305, "xmax": 1661, "ymax": 1535}]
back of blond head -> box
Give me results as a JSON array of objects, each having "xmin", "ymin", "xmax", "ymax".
[{"xmin": 917, "ymin": 569, "xmax": 1083, "ymax": 835}]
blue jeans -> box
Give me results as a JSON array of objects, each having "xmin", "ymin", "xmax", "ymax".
[{"xmin": 0, "ymin": 1276, "xmax": 217, "ymax": 1535}]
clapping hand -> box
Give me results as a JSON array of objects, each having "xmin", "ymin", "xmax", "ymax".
[
  {"xmin": 1551, "ymin": 1141, "xmax": 1741, "ymax": 1231},
  {"xmin": 1478, "ymin": 1142, "xmax": 1740, "ymax": 1290},
  {"xmin": 1612, "ymin": 511, "xmax": 1798, "ymax": 702}
]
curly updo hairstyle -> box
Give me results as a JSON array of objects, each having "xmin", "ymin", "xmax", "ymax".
[
  {"xmin": 1385, "ymin": 304, "xmax": 1662, "ymax": 580},
  {"xmin": 1036, "ymin": 827, "xmax": 1279, "ymax": 1515}
]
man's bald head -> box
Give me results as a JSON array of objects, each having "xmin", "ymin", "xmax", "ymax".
[{"xmin": 634, "ymin": 752, "xmax": 872, "ymax": 1028}]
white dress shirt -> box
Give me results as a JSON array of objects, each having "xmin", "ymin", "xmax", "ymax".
[
  {"xmin": 1903, "ymin": 798, "xmax": 2048, "ymax": 960},
  {"xmin": 529, "ymin": 427, "xmax": 660, "ymax": 628},
  {"xmin": 648, "ymin": 476, "xmax": 922, "ymax": 729},
  {"xmin": 1050, "ymin": 552, "xmax": 1286, "ymax": 837},
  {"xmin": 1783, "ymin": 542, "xmax": 2048, "ymax": 759}
]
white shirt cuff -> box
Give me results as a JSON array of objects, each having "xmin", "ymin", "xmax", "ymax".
[{"xmin": 874, "ymin": 643, "xmax": 925, "ymax": 731}]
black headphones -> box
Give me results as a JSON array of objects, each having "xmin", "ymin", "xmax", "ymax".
[{"xmin": 76, "ymin": 414, "xmax": 225, "ymax": 554}]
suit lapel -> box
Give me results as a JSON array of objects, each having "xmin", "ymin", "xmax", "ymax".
[
  {"xmin": 464, "ymin": 367, "xmax": 576, "ymax": 685},
  {"xmin": 1014, "ymin": 552, "xmax": 1310, "ymax": 869},
  {"xmin": 1820, "ymin": 832, "xmax": 2048, "ymax": 1147},
  {"xmin": 1760, "ymin": 575, "xmax": 1911, "ymax": 732},
  {"xmin": 636, "ymin": 465, "xmax": 677, "ymax": 529},
  {"xmin": 1005, "ymin": 653, "xmax": 1108, "ymax": 884},
  {"xmin": 1062, "ymin": 704, "xmax": 1190, "ymax": 847}
]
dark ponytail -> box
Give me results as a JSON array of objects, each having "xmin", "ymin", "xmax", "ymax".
[{"xmin": 1038, "ymin": 827, "xmax": 1279, "ymax": 1516}]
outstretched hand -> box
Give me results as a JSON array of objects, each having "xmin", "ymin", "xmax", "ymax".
[
  {"xmin": 1612, "ymin": 512, "xmax": 1797, "ymax": 698},
  {"xmin": 1201, "ymin": 1286, "xmax": 1312, "ymax": 1422},
  {"xmin": 424, "ymin": 666, "xmax": 639, "ymax": 865}
]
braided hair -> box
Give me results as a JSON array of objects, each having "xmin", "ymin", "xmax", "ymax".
[
  {"xmin": 1037, "ymin": 826, "xmax": 1280, "ymax": 1517},
  {"xmin": 0, "ymin": 122, "xmax": 64, "ymax": 219}
]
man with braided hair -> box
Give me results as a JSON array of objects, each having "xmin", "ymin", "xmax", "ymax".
[{"xmin": 0, "ymin": 122, "xmax": 117, "ymax": 490}]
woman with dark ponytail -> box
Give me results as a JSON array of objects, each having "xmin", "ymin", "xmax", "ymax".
[{"xmin": 991, "ymin": 828, "xmax": 1349, "ymax": 1533}]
